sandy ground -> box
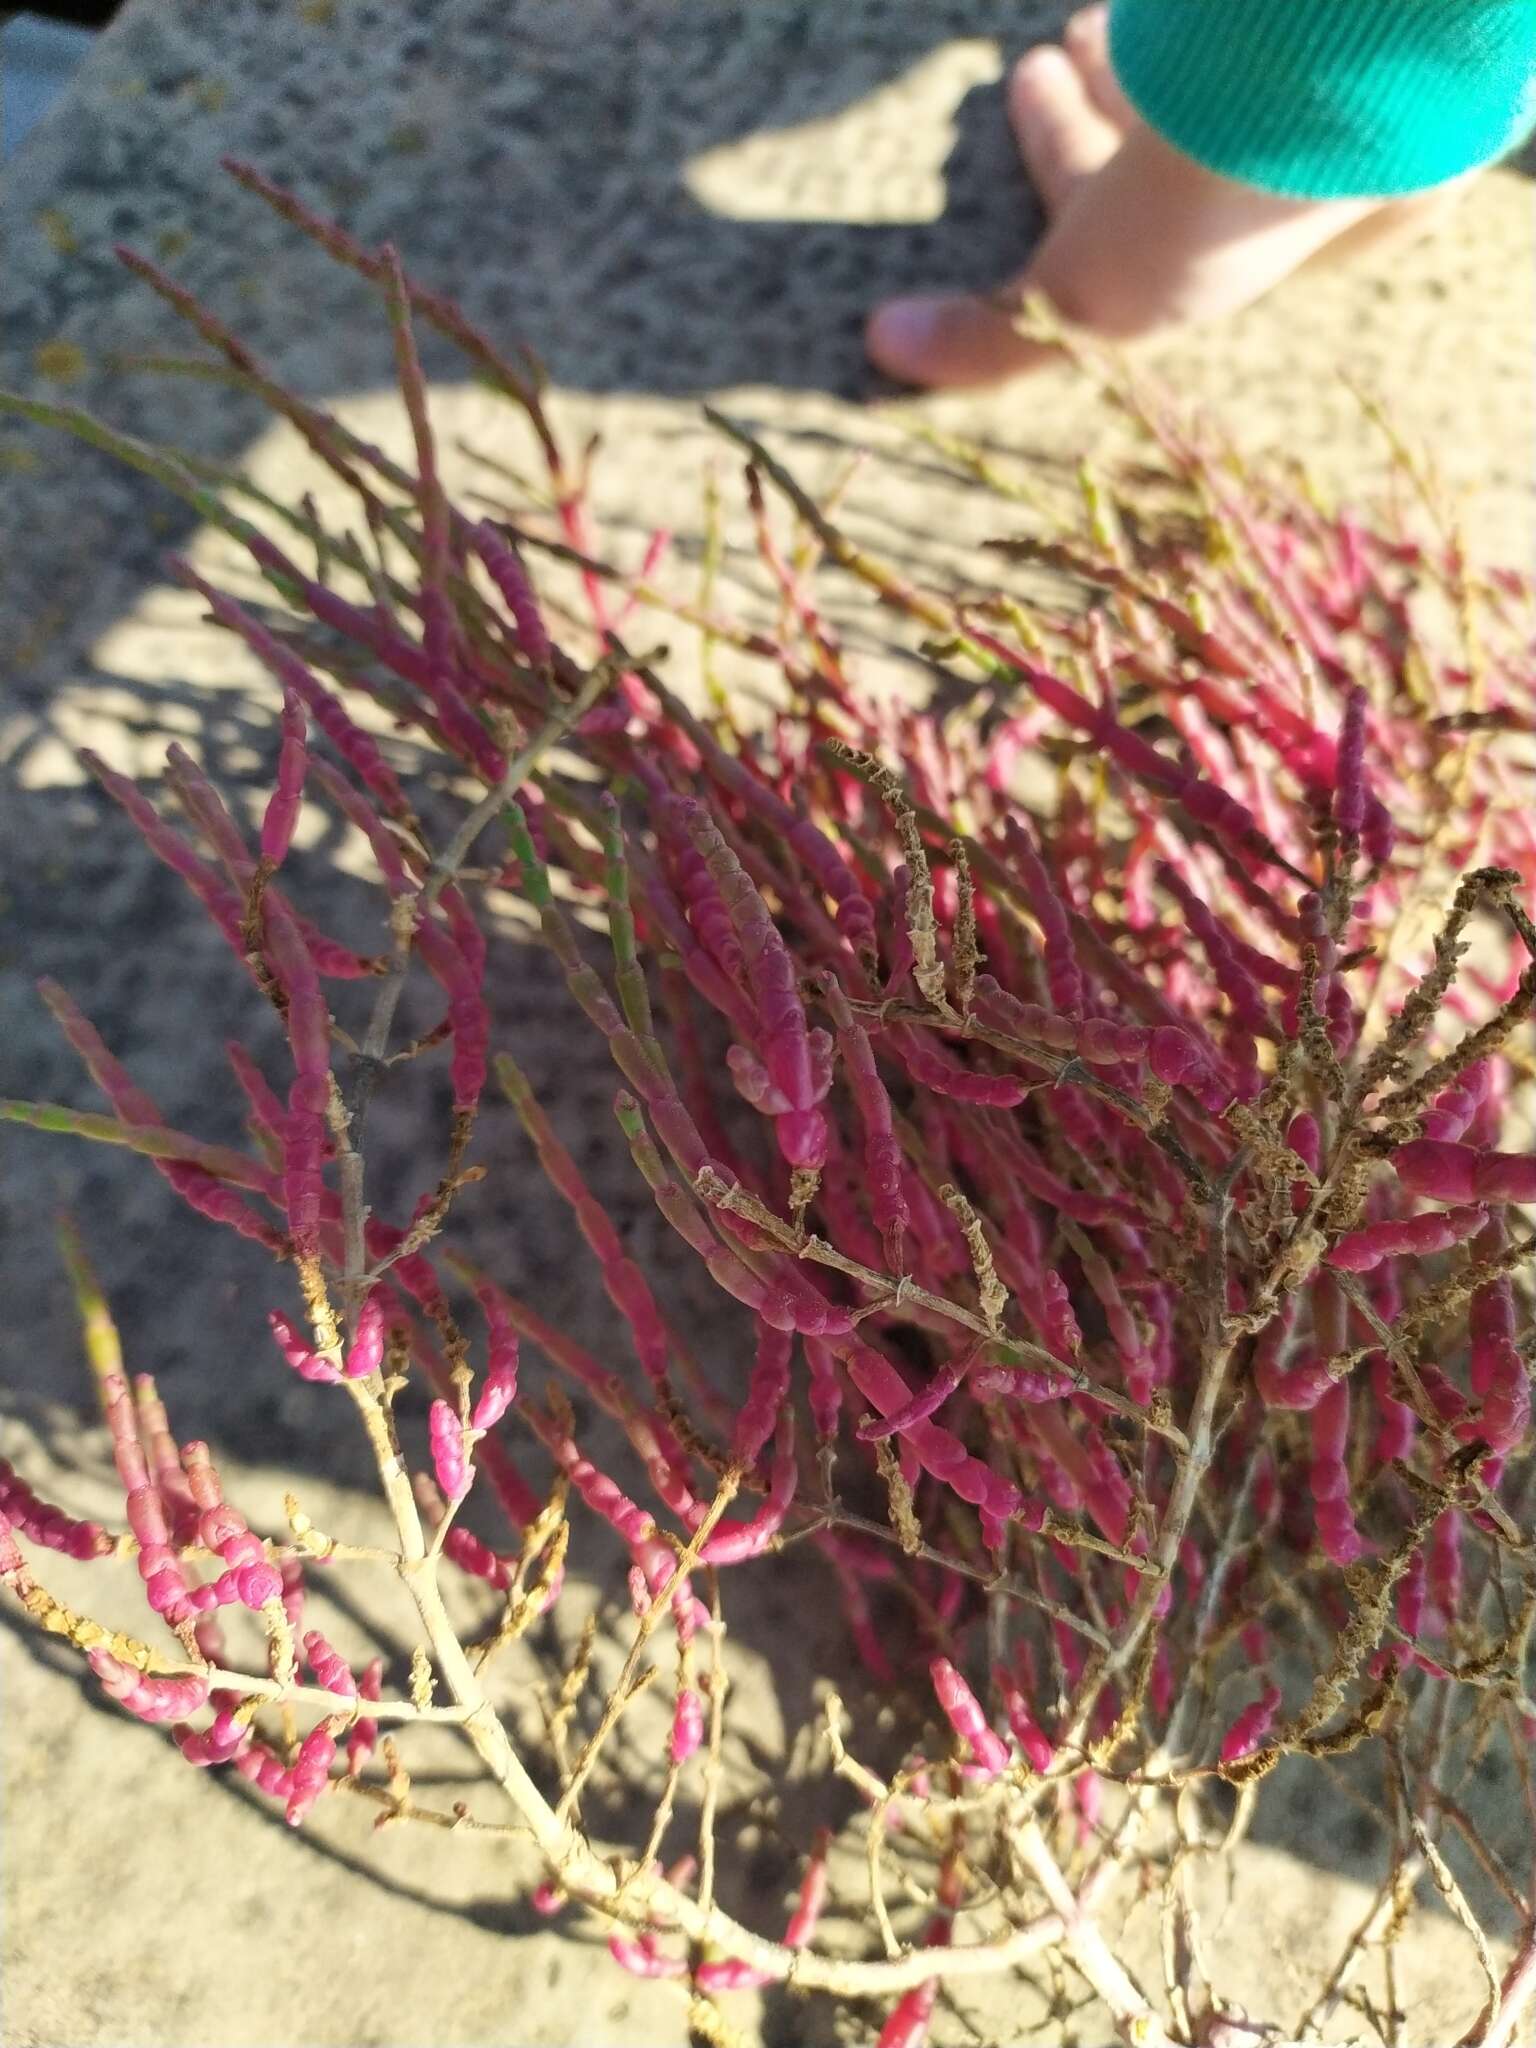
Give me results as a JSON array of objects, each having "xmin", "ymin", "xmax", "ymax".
[{"xmin": 2, "ymin": 4, "xmax": 1535, "ymax": 2044}]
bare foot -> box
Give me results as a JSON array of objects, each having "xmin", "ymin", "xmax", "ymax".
[{"xmin": 866, "ymin": 3, "xmax": 1470, "ymax": 389}]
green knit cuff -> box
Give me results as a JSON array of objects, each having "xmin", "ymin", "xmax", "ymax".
[{"xmin": 1108, "ymin": 0, "xmax": 1536, "ymax": 199}]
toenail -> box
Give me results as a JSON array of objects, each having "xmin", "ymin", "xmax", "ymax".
[
  {"xmin": 867, "ymin": 298, "xmax": 943, "ymax": 373},
  {"xmin": 1016, "ymin": 44, "xmax": 1072, "ymax": 83}
]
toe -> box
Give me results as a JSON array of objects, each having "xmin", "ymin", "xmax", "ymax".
[
  {"xmin": 865, "ymin": 290, "xmax": 1059, "ymax": 390},
  {"xmin": 1007, "ymin": 45, "xmax": 1122, "ymax": 216},
  {"xmin": 1063, "ymin": 4, "xmax": 1137, "ymax": 129}
]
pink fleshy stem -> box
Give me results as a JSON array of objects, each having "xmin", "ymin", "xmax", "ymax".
[
  {"xmin": 877, "ymin": 1980, "xmax": 939, "ymax": 2048},
  {"xmin": 507, "ymin": 805, "xmax": 728, "ymax": 1196},
  {"xmin": 367, "ymin": 1214, "xmax": 451, "ymax": 1324},
  {"xmin": 233, "ymin": 1735, "xmax": 295, "ymax": 1800},
  {"xmin": 259, "ymin": 685, "xmax": 309, "ymax": 867},
  {"xmin": 891, "ymin": 1029, "xmax": 1029, "ymax": 1110},
  {"xmin": 225, "ymin": 1042, "xmax": 291, "ymax": 1161},
  {"xmin": 1419, "ymin": 1063, "xmax": 1491, "ymax": 1144},
  {"xmin": 1333, "ymin": 685, "xmax": 1369, "ymax": 844},
  {"xmin": 347, "ymin": 1657, "xmax": 384, "ymax": 1774},
  {"xmin": 930, "ymin": 1655, "xmax": 1010, "ymax": 1777},
  {"xmin": 1219, "ymin": 1682, "xmax": 1283, "ymax": 1765},
  {"xmin": 89, "ymin": 1650, "xmax": 210, "ymax": 1724},
  {"xmin": 413, "ymin": 1466, "xmax": 514, "ymax": 1590},
  {"xmin": 1371, "ymin": 1348, "xmax": 1417, "ymax": 1466},
  {"xmin": 132, "ymin": 1375, "xmax": 201, "ymax": 1543},
  {"xmin": 343, "ymin": 1291, "xmax": 387, "ymax": 1380},
  {"xmin": 428, "ymin": 1399, "xmax": 471, "ymax": 1502},
  {"xmin": 731, "ymin": 1322, "xmax": 795, "ymax": 1467},
  {"xmin": 669, "ymin": 1685, "xmax": 704, "ymax": 1766},
  {"xmin": 631, "ymin": 1540, "xmax": 709, "ymax": 1641},
  {"xmin": 81, "ymin": 748, "xmax": 252, "ymax": 962},
  {"xmin": 103, "ymin": 1372, "xmax": 195, "ymax": 1628},
  {"xmin": 471, "ymin": 1426, "xmax": 546, "ymax": 1544},
  {"xmin": 260, "ymin": 894, "xmax": 332, "ymax": 1258},
  {"xmin": 1065, "ymin": 1231, "xmax": 1159, "ymax": 1404},
  {"xmin": 380, "ymin": 242, "xmax": 509, "ymax": 786},
  {"xmin": 452, "ymin": 1258, "xmax": 697, "ymax": 1521},
  {"xmin": 219, "ymin": 161, "xmax": 548, "ymax": 437},
  {"xmin": 836, "ymin": 1332, "xmax": 1038, "ymax": 1541},
  {"xmin": 650, "ymin": 894, "xmax": 761, "ymax": 1050},
  {"xmin": 1063, "ymin": 914, "xmax": 1232, "ymax": 1111},
  {"xmin": 1250, "ymin": 1299, "xmax": 1331, "ymax": 1412},
  {"xmin": 444, "ymin": 1521, "xmax": 515, "ymax": 1593},
  {"xmin": 971, "ymin": 967, "xmax": 1215, "ymax": 1097},
  {"xmin": 645, "ymin": 674, "xmax": 881, "ymax": 964},
  {"xmin": 609, "ymin": 1095, "xmax": 749, "ymax": 1283},
  {"xmin": 469, "ymin": 519, "xmax": 554, "ymax": 670},
  {"xmin": 820, "ymin": 973, "xmax": 909, "ymax": 1271},
  {"xmin": 1000, "ymin": 814, "xmax": 1084, "ymax": 1016},
  {"xmin": 174, "ymin": 1690, "xmax": 253, "ymax": 1768},
  {"xmin": 158, "ymin": 738, "xmax": 254, "ymax": 872},
  {"xmin": 280, "ymin": 1554, "xmax": 306, "ymax": 1637},
  {"xmin": 856, "ymin": 1339, "xmax": 982, "ymax": 1441},
  {"xmin": 173, "ymin": 563, "xmax": 413, "ymax": 819},
  {"xmin": 305, "ymin": 759, "xmax": 417, "ymax": 902},
  {"xmin": 1396, "ymin": 1547, "xmax": 1427, "ymax": 1648},
  {"xmin": 1021, "ymin": 1400, "xmax": 1128, "ymax": 1547},
  {"xmin": 955, "ymin": 612, "xmax": 1308, "ymax": 881},
  {"xmin": 608, "ymin": 1935, "xmax": 687, "ymax": 1980},
  {"xmin": 303, "ymin": 1628, "xmax": 360, "ymax": 1698},
  {"xmin": 1427, "ymin": 1507, "xmax": 1464, "ymax": 1634},
  {"xmin": 1038, "ymin": 1268, "xmax": 1084, "ymax": 1364},
  {"xmin": 469, "ymin": 1293, "xmax": 520, "ymax": 1431},
  {"xmin": 722, "ymin": 1039, "xmax": 793, "ymax": 1116},
  {"xmin": 269, "ymin": 1310, "xmax": 343, "ymax": 1385},
  {"xmin": 34, "ymin": 981, "xmax": 287, "ymax": 1251},
  {"xmin": 881, "ymin": 864, "xmax": 918, "ymax": 996},
  {"xmin": 113, "ymin": 242, "xmax": 390, "ymax": 523},
  {"xmin": 994, "ymin": 1663, "xmax": 1055, "ymax": 1773},
  {"xmin": 1309, "ymin": 1381, "xmax": 1367, "ymax": 1567},
  {"xmin": 1393, "ymin": 1137, "xmax": 1536, "ymax": 1206},
  {"xmin": 1294, "ymin": 889, "xmax": 1338, "ymax": 1021},
  {"xmin": 1461, "ymin": 1250, "xmax": 1530, "ymax": 1458},
  {"xmin": 804, "ymin": 1334, "xmax": 844, "ymax": 1441},
  {"xmin": 413, "ymin": 914, "xmax": 488, "ymax": 1116},
  {"xmin": 688, "ymin": 1168, "xmax": 859, "ymax": 1340},
  {"xmin": 613, "ymin": 526, "xmax": 672, "ymax": 634},
  {"xmin": 0, "ymin": 1506, "xmax": 29, "ymax": 1581},
  {"xmin": 284, "ymin": 1717, "xmax": 340, "ymax": 1826},
  {"xmin": 1326, "ymin": 1202, "xmax": 1488, "ymax": 1272},
  {"xmin": 1286, "ymin": 1109, "xmax": 1321, "ymax": 1210},
  {"xmin": 971, "ymin": 1363, "xmax": 1079, "ymax": 1405},
  {"xmin": 181, "ymin": 1439, "xmax": 285, "ymax": 1611},
  {"xmin": 162, "ymin": 742, "xmax": 377, "ymax": 979},
  {"xmin": 822, "ymin": 1535, "xmax": 894, "ymax": 1681},
  {"xmin": 700, "ymin": 1412, "xmax": 798, "ymax": 1564},
  {"xmin": 783, "ymin": 1825, "xmax": 833, "ymax": 1948},
  {"xmin": 1155, "ymin": 863, "xmax": 1277, "ymax": 1038},
  {"xmin": 692, "ymin": 1957, "xmax": 768, "ymax": 1993},
  {"xmin": 679, "ymin": 800, "xmax": 829, "ymax": 1169},
  {"xmin": 0, "ymin": 1459, "xmax": 111, "ymax": 1560},
  {"xmin": 531, "ymin": 1405, "xmax": 657, "ymax": 1551}
]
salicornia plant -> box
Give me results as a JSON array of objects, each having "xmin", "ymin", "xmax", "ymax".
[{"xmin": 5, "ymin": 161, "xmax": 1536, "ymax": 2047}]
